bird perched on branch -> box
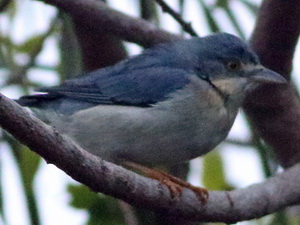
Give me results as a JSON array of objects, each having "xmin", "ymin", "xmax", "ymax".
[{"xmin": 17, "ymin": 33, "xmax": 286, "ymax": 203}]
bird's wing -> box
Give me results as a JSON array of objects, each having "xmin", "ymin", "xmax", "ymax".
[{"xmin": 37, "ymin": 67, "xmax": 191, "ymax": 107}]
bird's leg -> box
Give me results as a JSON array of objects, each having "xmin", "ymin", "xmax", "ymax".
[{"xmin": 123, "ymin": 161, "xmax": 209, "ymax": 204}]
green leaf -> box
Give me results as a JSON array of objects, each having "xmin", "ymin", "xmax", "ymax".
[
  {"xmin": 68, "ymin": 184, "xmax": 98, "ymax": 209},
  {"xmin": 198, "ymin": 0, "xmax": 221, "ymax": 33},
  {"xmin": 238, "ymin": 0, "xmax": 259, "ymax": 15},
  {"xmin": 18, "ymin": 146, "xmax": 41, "ymax": 190},
  {"xmin": 15, "ymin": 34, "xmax": 45, "ymax": 54},
  {"xmin": 140, "ymin": 0, "xmax": 158, "ymax": 24},
  {"xmin": 0, "ymin": 35, "xmax": 13, "ymax": 47},
  {"xmin": 215, "ymin": 0, "xmax": 229, "ymax": 8},
  {"xmin": 4, "ymin": 134, "xmax": 42, "ymax": 225},
  {"xmin": 58, "ymin": 13, "xmax": 83, "ymax": 81},
  {"xmin": 0, "ymin": 34, "xmax": 14, "ymax": 68},
  {"xmin": 0, "ymin": 157, "xmax": 5, "ymax": 223},
  {"xmin": 17, "ymin": 146, "xmax": 42, "ymax": 225},
  {"xmin": 68, "ymin": 184, "xmax": 125, "ymax": 225},
  {"xmin": 5, "ymin": 0, "xmax": 17, "ymax": 20},
  {"xmin": 202, "ymin": 151, "xmax": 233, "ymax": 190},
  {"xmin": 224, "ymin": 7, "xmax": 245, "ymax": 40},
  {"xmin": 270, "ymin": 210, "xmax": 290, "ymax": 225},
  {"xmin": 213, "ymin": 0, "xmax": 246, "ymax": 39}
]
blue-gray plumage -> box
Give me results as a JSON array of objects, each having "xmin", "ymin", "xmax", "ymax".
[{"xmin": 17, "ymin": 33, "xmax": 286, "ymax": 167}]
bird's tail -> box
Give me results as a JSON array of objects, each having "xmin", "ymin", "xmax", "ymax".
[{"xmin": 16, "ymin": 93, "xmax": 59, "ymax": 108}]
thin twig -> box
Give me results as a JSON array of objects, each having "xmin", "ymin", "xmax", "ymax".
[
  {"xmin": 154, "ymin": 0, "xmax": 198, "ymax": 37},
  {"xmin": 225, "ymin": 138, "xmax": 253, "ymax": 147}
]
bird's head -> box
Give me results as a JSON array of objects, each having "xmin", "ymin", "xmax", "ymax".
[
  {"xmin": 148, "ymin": 33, "xmax": 286, "ymax": 101},
  {"xmin": 182, "ymin": 33, "xmax": 287, "ymax": 103}
]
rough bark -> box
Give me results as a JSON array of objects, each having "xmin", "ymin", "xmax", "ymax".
[
  {"xmin": 1, "ymin": 93, "xmax": 300, "ymax": 223},
  {"xmin": 38, "ymin": 0, "xmax": 182, "ymax": 47},
  {"xmin": 244, "ymin": 0, "xmax": 300, "ymax": 167}
]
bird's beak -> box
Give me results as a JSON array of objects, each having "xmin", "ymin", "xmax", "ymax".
[{"xmin": 250, "ymin": 67, "xmax": 287, "ymax": 84}]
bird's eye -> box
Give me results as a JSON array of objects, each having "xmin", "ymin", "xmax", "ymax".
[{"xmin": 227, "ymin": 61, "xmax": 241, "ymax": 71}]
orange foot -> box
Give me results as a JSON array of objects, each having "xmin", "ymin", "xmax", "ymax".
[{"xmin": 124, "ymin": 162, "xmax": 209, "ymax": 204}]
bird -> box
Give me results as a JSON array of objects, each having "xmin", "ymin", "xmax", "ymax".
[{"xmin": 17, "ymin": 33, "xmax": 286, "ymax": 203}]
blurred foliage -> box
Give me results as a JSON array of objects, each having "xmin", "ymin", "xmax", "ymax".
[
  {"xmin": 140, "ymin": 0, "xmax": 159, "ymax": 24},
  {"xmin": 0, "ymin": 0, "xmax": 296, "ymax": 225},
  {"xmin": 4, "ymin": 133, "xmax": 42, "ymax": 225},
  {"xmin": 68, "ymin": 184, "xmax": 126, "ymax": 225},
  {"xmin": 202, "ymin": 151, "xmax": 233, "ymax": 191},
  {"xmin": 58, "ymin": 12, "xmax": 83, "ymax": 80},
  {"xmin": 0, "ymin": 153, "xmax": 4, "ymax": 223}
]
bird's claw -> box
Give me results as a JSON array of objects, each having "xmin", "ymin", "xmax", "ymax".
[
  {"xmin": 159, "ymin": 176, "xmax": 184, "ymax": 199},
  {"xmin": 189, "ymin": 186, "xmax": 209, "ymax": 204},
  {"xmin": 124, "ymin": 161, "xmax": 209, "ymax": 204},
  {"xmin": 160, "ymin": 176, "xmax": 209, "ymax": 204}
]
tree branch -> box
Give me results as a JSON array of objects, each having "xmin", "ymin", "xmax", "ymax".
[
  {"xmin": 154, "ymin": 0, "xmax": 198, "ymax": 37},
  {"xmin": 1, "ymin": 94, "xmax": 300, "ymax": 223},
  {"xmin": 244, "ymin": 0, "xmax": 300, "ymax": 168},
  {"xmin": 74, "ymin": 25, "xmax": 128, "ymax": 71},
  {"xmin": 38, "ymin": 0, "xmax": 182, "ymax": 47}
]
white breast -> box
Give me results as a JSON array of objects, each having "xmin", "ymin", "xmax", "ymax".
[{"xmin": 51, "ymin": 77, "xmax": 240, "ymax": 166}]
